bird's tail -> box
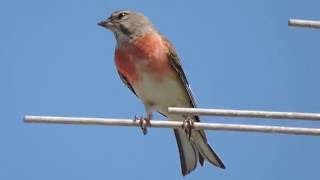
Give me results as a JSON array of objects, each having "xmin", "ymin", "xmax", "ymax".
[
  {"xmin": 173, "ymin": 128, "xmax": 225, "ymax": 176},
  {"xmin": 174, "ymin": 129, "xmax": 198, "ymax": 176},
  {"xmin": 192, "ymin": 129, "xmax": 225, "ymax": 169}
]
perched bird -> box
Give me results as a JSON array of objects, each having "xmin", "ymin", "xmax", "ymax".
[{"xmin": 98, "ymin": 10, "xmax": 225, "ymax": 175}]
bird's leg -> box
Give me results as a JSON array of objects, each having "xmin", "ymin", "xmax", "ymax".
[
  {"xmin": 133, "ymin": 115, "xmax": 138, "ymax": 122},
  {"xmin": 140, "ymin": 116, "xmax": 147, "ymax": 135},
  {"xmin": 145, "ymin": 113, "xmax": 152, "ymax": 128},
  {"xmin": 142, "ymin": 113, "xmax": 152, "ymax": 135},
  {"xmin": 133, "ymin": 115, "xmax": 151, "ymax": 135},
  {"xmin": 133, "ymin": 105, "xmax": 154, "ymax": 135},
  {"xmin": 133, "ymin": 115, "xmax": 143, "ymax": 133},
  {"xmin": 182, "ymin": 116, "xmax": 194, "ymax": 140}
]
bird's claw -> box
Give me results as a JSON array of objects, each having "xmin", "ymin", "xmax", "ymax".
[
  {"xmin": 182, "ymin": 117, "xmax": 194, "ymax": 140},
  {"xmin": 134, "ymin": 115, "xmax": 151, "ymax": 135}
]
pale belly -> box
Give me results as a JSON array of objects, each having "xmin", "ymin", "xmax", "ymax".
[{"xmin": 132, "ymin": 71, "xmax": 192, "ymax": 115}]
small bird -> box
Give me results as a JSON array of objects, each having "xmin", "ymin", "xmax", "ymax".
[{"xmin": 98, "ymin": 10, "xmax": 225, "ymax": 175}]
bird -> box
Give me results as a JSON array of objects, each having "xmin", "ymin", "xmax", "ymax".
[{"xmin": 98, "ymin": 10, "xmax": 225, "ymax": 176}]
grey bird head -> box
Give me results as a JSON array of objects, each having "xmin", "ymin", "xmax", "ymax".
[{"xmin": 98, "ymin": 10, "xmax": 155, "ymax": 42}]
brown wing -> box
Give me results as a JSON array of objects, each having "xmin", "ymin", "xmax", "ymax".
[
  {"xmin": 163, "ymin": 38, "xmax": 200, "ymax": 122},
  {"xmin": 117, "ymin": 70, "xmax": 137, "ymax": 96},
  {"xmin": 163, "ymin": 37, "xmax": 207, "ymax": 166}
]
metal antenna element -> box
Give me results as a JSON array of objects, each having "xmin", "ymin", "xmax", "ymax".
[
  {"xmin": 24, "ymin": 106, "xmax": 320, "ymax": 137},
  {"xmin": 288, "ymin": 19, "xmax": 320, "ymax": 29}
]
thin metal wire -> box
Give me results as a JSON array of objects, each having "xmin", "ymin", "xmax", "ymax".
[
  {"xmin": 288, "ymin": 19, "xmax": 320, "ymax": 29},
  {"xmin": 168, "ymin": 107, "xmax": 320, "ymax": 121},
  {"xmin": 24, "ymin": 115, "xmax": 320, "ymax": 136}
]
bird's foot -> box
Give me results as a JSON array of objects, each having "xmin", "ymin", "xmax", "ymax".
[
  {"xmin": 134, "ymin": 115, "xmax": 151, "ymax": 135},
  {"xmin": 182, "ymin": 117, "xmax": 194, "ymax": 140}
]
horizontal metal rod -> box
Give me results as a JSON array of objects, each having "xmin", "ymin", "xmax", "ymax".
[
  {"xmin": 168, "ymin": 107, "xmax": 320, "ymax": 121},
  {"xmin": 24, "ymin": 115, "xmax": 320, "ymax": 136},
  {"xmin": 288, "ymin": 19, "xmax": 320, "ymax": 29}
]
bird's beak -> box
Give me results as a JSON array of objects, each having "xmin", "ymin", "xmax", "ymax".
[{"xmin": 98, "ymin": 18, "xmax": 112, "ymax": 29}]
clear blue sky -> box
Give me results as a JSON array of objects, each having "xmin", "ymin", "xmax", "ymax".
[{"xmin": 1, "ymin": 0, "xmax": 320, "ymax": 179}]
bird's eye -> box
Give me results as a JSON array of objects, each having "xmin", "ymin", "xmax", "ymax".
[{"xmin": 118, "ymin": 12, "xmax": 127, "ymax": 19}]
